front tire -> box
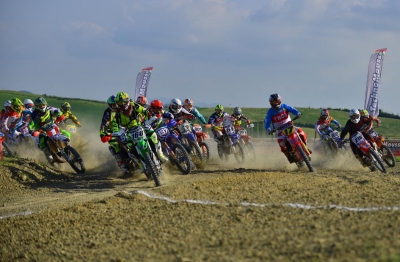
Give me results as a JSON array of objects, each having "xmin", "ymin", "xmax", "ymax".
[
  {"xmin": 199, "ymin": 141, "xmax": 211, "ymax": 163},
  {"xmin": 64, "ymin": 145, "xmax": 86, "ymax": 174},
  {"xmin": 233, "ymin": 141, "xmax": 245, "ymax": 164},
  {"xmin": 172, "ymin": 143, "xmax": 192, "ymax": 175},
  {"xmin": 369, "ymin": 148, "xmax": 387, "ymax": 173},
  {"xmin": 144, "ymin": 152, "xmax": 161, "ymax": 187},
  {"xmin": 296, "ymin": 144, "xmax": 314, "ymax": 172}
]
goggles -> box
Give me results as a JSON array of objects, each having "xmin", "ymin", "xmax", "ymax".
[
  {"xmin": 171, "ymin": 104, "xmax": 182, "ymax": 110},
  {"xmin": 37, "ymin": 104, "xmax": 46, "ymax": 110},
  {"xmin": 350, "ymin": 114, "xmax": 359, "ymax": 120},
  {"xmin": 25, "ymin": 103, "xmax": 34, "ymax": 109},
  {"xmin": 270, "ymin": 100, "xmax": 281, "ymax": 107}
]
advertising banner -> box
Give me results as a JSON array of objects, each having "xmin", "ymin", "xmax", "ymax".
[
  {"xmin": 364, "ymin": 48, "xmax": 387, "ymax": 117},
  {"xmin": 386, "ymin": 140, "xmax": 400, "ymax": 157},
  {"xmin": 134, "ymin": 67, "xmax": 153, "ymax": 100}
]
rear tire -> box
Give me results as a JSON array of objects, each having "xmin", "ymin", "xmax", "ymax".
[
  {"xmin": 233, "ymin": 141, "xmax": 245, "ymax": 164},
  {"xmin": 189, "ymin": 140, "xmax": 204, "ymax": 165},
  {"xmin": 380, "ymin": 144, "xmax": 396, "ymax": 167},
  {"xmin": 2, "ymin": 142, "xmax": 13, "ymax": 157},
  {"xmin": 296, "ymin": 144, "xmax": 314, "ymax": 172},
  {"xmin": 64, "ymin": 145, "xmax": 86, "ymax": 174},
  {"xmin": 199, "ymin": 141, "xmax": 211, "ymax": 163},
  {"xmin": 172, "ymin": 143, "xmax": 192, "ymax": 175}
]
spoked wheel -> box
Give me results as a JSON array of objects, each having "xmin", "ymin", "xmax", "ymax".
[
  {"xmin": 217, "ymin": 143, "xmax": 224, "ymax": 160},
  {"xmin": 172, "ymin": 143, "xmax": 192, "ymax": 175},
  {"xmin": 144, "ymin": 152, "xmax": 161, "ymax": 187},
  {"xmin": 199, "ymin": 141, "xmax": 211, "ymax": 163},
  {"xmin": 189, "ymin": 141, "xmax": 204, "ymax": 166},
  {"xmin": 296, "ymin": 144, "xmax": 314, "ymax": 172},
  {"xmin": 368, "ymin": 149, "xmax": 387, "ymax": 173},
  {"xmin": 243, "ymin": 141, "xmax": 256, "ymax": 161},
  {"xmin": 380, "ymin": 144, "xmax": 396, "ymax": 167},
  {"xmin": 233, "ymin": 141, "xmax": 245, "ymax": 164},
  {"xmin": 64, "ymin": 145, "xmax": 86, "ymax": 174}
]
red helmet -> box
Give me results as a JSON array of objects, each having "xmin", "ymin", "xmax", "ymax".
[
  {"xmin": 150, "ymin": 100, "xmax": 163, "ymax": 116},
  {"xmin": 321, "ymin": 109, "xmax": 329, "ymax": 120},
  {"xmin": 136, "ymin": 95, "xmax": 148, "ymax": 106}
]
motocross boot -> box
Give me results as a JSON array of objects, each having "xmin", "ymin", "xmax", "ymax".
[
  {"xmin": 155, "ymin": 141, "xmax": 168, "ymax": 164},
  {"xmin": 114, "ymin": 154, "xmax": 127, "ymax": 172}
]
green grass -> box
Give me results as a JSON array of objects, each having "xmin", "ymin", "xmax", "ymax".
[{"xmin": 2, "ymin": 89, "xmax": 400, "ymax": 138}]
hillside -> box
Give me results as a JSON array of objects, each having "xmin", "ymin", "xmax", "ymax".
[{"xmin": 1, "ymin": 90, "xmax": 400, "ymax": 138}]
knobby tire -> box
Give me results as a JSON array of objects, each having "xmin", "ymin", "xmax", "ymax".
[
  {"xmin": 296, "ymin": 144, "xmax": 314, "ymax": 172},
  {"xmin": 380, "ymin": 144, "xmax": 396, "ymax": 167},
  {"xmin": 369, "ymin": 148, "xmax": 387, "ymax": 173},
  {"xmin": 64, "ymin": 145, "xmax": 86, "ymax": 174},
  {"xmin": 172, "ymin": 143, "xmax": 192, "ymax": 175},
  {"xmin": 144, "ymin": 152, "xmax": 161, "ymax": 187}
]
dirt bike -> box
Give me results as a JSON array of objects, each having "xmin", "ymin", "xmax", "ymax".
[
  {"xmin": 175, "ymin": 119, "xmax": 204, "ymax": 166},
  {"xmin": 364, "ymin": 127, "xmax": 395, "ymax": 168},
  {"xmin": 347, "ymin": 131, "xmax": 386, "ymax": 173},
  {"xmin": 154, "ymin": 118, "xmax": 193, "ymax": 175},
  {"xmin": 193, "ymin": 123, "xmax": 211, "ymax": 162},
  {"xmin": 126, "ymin": 125, "xmax": 164, "ymax": 187},
  {"xmin": 318, "ymin": 127, "xmax": 347, "ymax": 154},
  {"xmin": 272, "ymin": 117, "xmax": 313, "ymax": 172},
  {"xmin": 235, "ymin": 124, "xmax": 256, "ymax": 161},
  {"xmin": 214, "ymin": 115, "xmax": 245, "ymax": 164},
  {"xmin": 41, "ymin": 122, "xmax": 86, "ymax": 174}
]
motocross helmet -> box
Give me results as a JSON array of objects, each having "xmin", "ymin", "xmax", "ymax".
[
  {"xmin": 170, "ymin": 98, "xmax": 183, "ymax": 114},
  {"xmin": 34, "ymin": 97, "xmax": 48, "ymax": 113},
  {"xmin": 136, "ymin": 95, "xmax": 148, "ymax": 106},
  {"xmin": 233, "ymin": 107, "xmax": 242, "ymax": 117},
  {"xmin": 321, "ymin": 109, "xmax": 329, "ymax": 120},
  {"xmin": 150, "ymin": 100, "xmax": 163, "ymax": 117},
  {"xmin": 61, "ymin": 102, "xmax": 71, "ymax": 113},
  {"xmin": 360, "ymin": 109, "xmax": 369, "ymax": 118},
  {"xmin": 184, "ymin": 98, "xmax": 194, "ymax": 110},
  {"xmin": 11, "ymin": 98, "xmax": 23, "ymax": 112},
  {"xmin": 107, "ymin": 95, "xmax": 118, "ymax": 111},
  {"xmin": 23, "ymin": 99, "xmax": 34, "ymax": 109},
  {"xmin": 349, "ymin": 109, "xmax": 360, "ymax": 124},
  {"xmin": 269, "ymin": 93, "xmax": 282, "ymax": 109},
  {"xmin": 215, "ymin": 104, "xmax": 224, "ymax": 117},
  {"xmin": 115, "ymin": 92, "xmax": 131, "ymax": 110},
  {"xmin": 4, "ymin": 100, "xmax": 11, "ymax": 108}
]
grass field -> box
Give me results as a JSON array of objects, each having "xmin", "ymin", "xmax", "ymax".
[{"xmin": 2, "ymin": 89, "xmax": 400, "ymax": 139}]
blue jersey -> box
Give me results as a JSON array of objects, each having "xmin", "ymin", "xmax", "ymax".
[{"xmin": 264, "ymin": 104, "xmax": 300, "ymax": 131}]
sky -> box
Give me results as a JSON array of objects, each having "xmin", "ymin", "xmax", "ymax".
[{"xmin": 1, "ymin": 0, "xmax": 399, "ymax": 114}]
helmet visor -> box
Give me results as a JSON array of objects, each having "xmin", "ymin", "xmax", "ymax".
[
  {"xmin": 171, "ymin": 104, "xmax": 182, "ymax": 111},
  {"xmin": 270, "ymin": 100, "xmax": 281, "ymax": 107},
  {"xmin": 350, "ymin": 114, "xmax": 359, "ymax": 120}
]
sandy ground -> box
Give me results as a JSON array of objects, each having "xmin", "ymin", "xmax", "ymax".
[{"xmin": 1, "ymin": 133, "xmax": 400, "ymax": 262}]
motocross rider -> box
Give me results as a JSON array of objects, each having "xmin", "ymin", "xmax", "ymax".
[
  {"xmin": 60, "ymin": 102, "xmax": 82, "ymax": 127},
  {"xmin": 208, "ymin": 104, "xmax": 231, "ymax": 144},
  {"xmin": 183, "ymin": 98, "xmax": 207, "ymax": 125},
  {"xmin": 231, "ymin": 107, "xmax": 253, "ymax": 129},
  {"xmin": 340, "ymin": 109, "xmax": 375, "ymax": 169},
  {"xmin": 0, "ymin": 98, "xmax": 23, "ymax": 136},
  {"xmin": 358, "ymin": 109, "xmax": 381, "ymax": 142},
  {"xmin": 314, "ymin": 109, "xmax": 342, "ymax": 148},
  {"xmin": 28, "ymin": 97, "xmax": 70, "ymax": 163},
  {"xmin": 264, "ymin": 93, "xmax": 308, "ymax": 163},
  {"xmin": 114, "ymin": 92, "xmax": 168, "ymax": 166}
]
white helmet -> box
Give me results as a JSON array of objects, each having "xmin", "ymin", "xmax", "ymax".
[
  {"xmin": 170, "ymin": 98, "xmax": 183, "ymax": 114},
  {"xmin": 349, "ymin": 109, "xmax": 360, "ymax": 124},
  {"xmin": 23, "ymin": 99, "xmax": 34, "ymax": 109},
  {"xmin": 4, "ymin": 100, "xmax": 11, "ymax": 107}
]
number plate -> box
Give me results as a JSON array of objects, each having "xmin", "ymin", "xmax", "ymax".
[{"xmin": 129, "ymin": 126, "xmax": 145, "ymax": 141}]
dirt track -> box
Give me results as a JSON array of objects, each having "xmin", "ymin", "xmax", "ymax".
[{"xmin": 1, "ymin": 142, "xmax": 400, "ymax": 262}]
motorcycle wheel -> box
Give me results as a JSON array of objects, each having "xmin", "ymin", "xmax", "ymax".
[
  {"xmin": 328, "ymin": 139, "xmax": 339, "ymax": 153},
  {"xmin": 244, "ymin": 141, "xmax": 256, "ymax": 161},
  {"xmin": 296, "ymin": 144, "xmax": 314, "ymax": 172},
  {"xmin": 172, "ymin": 143, "xmax": 192, "ymax": 175},
  {"xmin": 64, "ymin": 145, "xmax": 86, "ymax": 174},
  {"xmin": 2, "ymin": 142, "xmax": 13, "ymax": 157},
  {"xmin": 144, "ymin": 152, "xmax": 161, "ymax": 187},
  {"xmin": 368, "ymin": 148, "xmax": 387, "ymax": 173},
  {"xmin": 199, "ymin": 141, "xmax": 211, "ymax": 163},
  {"xmin": 233, "ymin": 141, "xmax": 245, "ymax": 164},
  {"xmin": 380, "ymin": 144, "xmax": 396, "ymax": 167},
  {"xmin": 189, "ymin": 140, "xmax": 204, "ymax": 165}
]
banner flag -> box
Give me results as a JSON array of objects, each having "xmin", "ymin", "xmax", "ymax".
[
  {"xmin": 134, "ymin": 67, "xmax": 153, "ymax": 100},
  {"xmin": 364, "ymin": 48, "xmax": 387, "ymax": 117}
]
